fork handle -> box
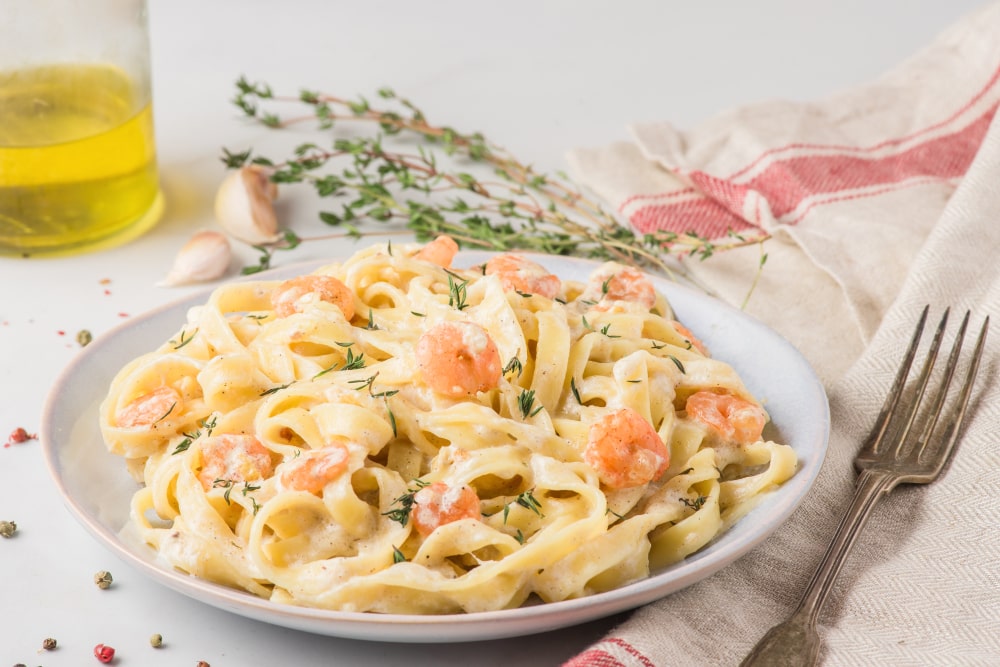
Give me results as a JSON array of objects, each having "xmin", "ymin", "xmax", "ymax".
[{"xmin": 741, "ymin": 470, "xmax": 896, "ymax": 666}]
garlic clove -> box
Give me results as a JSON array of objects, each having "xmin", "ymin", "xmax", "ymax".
[
  {"xmin": 214, "ymin": 166, "xmax": 281, "ymax": 245},
  {"xmin": 158, "ymin": 230, "xmax": 232, "ymax": 287}
]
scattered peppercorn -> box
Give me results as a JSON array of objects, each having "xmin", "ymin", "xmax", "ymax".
[
  {"xmin": 42, "ymin": 637, "xmax": 57, "ymax": 650},
  {"xmin": 149, "ymin": 633, "xmax": 163, "ymax": 648},
  {"xmin": 94, "ymin": 643, "xmax": 116, "ymax": 663},
  {"xmin": 0, "ymin": 520, "xmax": 16, "ymax": 538},
  {"xmin": 14, "ymin": 663, "xmax": 27, "ymax": 667},
  {"xmin": 197, "ymin": 662, "xmax": 210, "ymax": 667},
  {"xmin": 77, "ymin": 329, "xmax": 93, "ymax": 347},
  {"xmin": 94, "ymin": 570, "xmax": 113, "ymax": 589},
  {"xmin": 5, "ymin": 427, "xmax": 36, "ymax": 447}
]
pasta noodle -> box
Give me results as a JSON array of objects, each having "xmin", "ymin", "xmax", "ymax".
[{"xmin": 99, "ymin": 239, "xmax": 798, "ymax": 614}]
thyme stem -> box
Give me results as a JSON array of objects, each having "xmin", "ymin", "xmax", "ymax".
[{"xmin": 226, "ymin": 78, "xmax": 771, "ymax": 283}]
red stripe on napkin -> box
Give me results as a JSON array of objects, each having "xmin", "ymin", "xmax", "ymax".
[
  {"xmin": 724, "ymin": 61, "xmax": 1000, "ymax": 181},
  {"xmin": 562, "ymin": 649, "xmax": 626, "ymax": 667},
  {"xmin": 689, "ymin": 103, "xmax": 996, "ymax": 223},
  {"xmin": 562, "ymin": 638, "xmax": 657, "ymax": 667},
  {"xmin": 621, "ymin": 66, "xmax": 1000, "ymax": 238},
  {"xmin": 629, "ymin": 195, "xmax": 755, "ymax": 238}
]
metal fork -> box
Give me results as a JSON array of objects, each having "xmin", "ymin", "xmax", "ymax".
[{"xmin": 741, "ymin": 306, "xmax": 989, "ymax": 667}]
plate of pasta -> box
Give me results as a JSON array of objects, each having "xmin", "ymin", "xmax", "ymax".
[{"xmin": 42, "ymin": 239, "xmax": 829, "ymax": 642}]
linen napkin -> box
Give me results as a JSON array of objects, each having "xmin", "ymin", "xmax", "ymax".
[
  {"xmin": 569, "ymin": 2, "xmax": 1000, "ymax": 386},
  {"xmin": 564, "ymin": 4, "xmax": 1000, "ymax": 665}
]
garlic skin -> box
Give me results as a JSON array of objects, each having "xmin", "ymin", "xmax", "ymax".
[
  {"xmin": 159, "ymin": 230, "xmax": 232, "ymax": 287},
  {"xmin": 214, "ymin": 166, "xmax": 281, "ymax": 245}
]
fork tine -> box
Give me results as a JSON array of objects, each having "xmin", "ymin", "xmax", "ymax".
[
  {"xmin": 864, "ymin": 305, "xmax": 929, "ymax": 455},
  {"xmin": 913, "ymin": 310, "xmax": 969, "ymax": 461},
  {"xmin": 889, "ymin": 308, "xmax": 951, "ymax": 457},
  {"xmin": 924, "ymin": 314, "xmax": 989, "ymax": 471}
]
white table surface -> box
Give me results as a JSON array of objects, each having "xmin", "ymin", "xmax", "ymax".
[{"xmin": 0, "ymin": 1, "xmax": 986, "ymax": 664}]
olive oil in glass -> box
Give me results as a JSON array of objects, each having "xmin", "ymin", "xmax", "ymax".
[{"xmin": 0, "ymin": 63, "xmax": 163, "ymax": 256}]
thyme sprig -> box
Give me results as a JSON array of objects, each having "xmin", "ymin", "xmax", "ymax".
[
  {"xmin": 313, "ymin": 342, "xmax": 366, "ymax": 378},
  {"xmin": 225, "ymin": 78, "xmax": 769, "ymax": 277},
  {"xmin": 513, "ymin": 489, "xmax": 543, "ymax": 517},
  {"xmin": 517, "ymin": 389, "xmax": 543, "ymax": 419},
  {"xmin": 171, "ymin": 414, "xmax": 218, "ymax": 455},
  {"xmin": 383, "ymin": 479, "xmax": 430, "ymax": 526},
  {"xmin": 446, "ymin": 271, "xmax": 470, "ymax": 310},
  {"xmin": 680, "ymin": 495, "xmax": 707, "ymax": 511},
  {"xmin": 502, "ymin": 356, "xmax": 523, "ymax": 377}
]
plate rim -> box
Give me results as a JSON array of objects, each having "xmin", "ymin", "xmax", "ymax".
[{"xmin": 40, "ymin": 250, "xmax": 830, "ymax": 642}]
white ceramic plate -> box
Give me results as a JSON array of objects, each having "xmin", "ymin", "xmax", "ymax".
[{"xmin": 41, "ymin": 252, "xmax": 829, "ymax": 643}]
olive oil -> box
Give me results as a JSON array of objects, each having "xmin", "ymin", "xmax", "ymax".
[{"xmin": 0, "ymin": 64, "xmax": 162, "ymax": 256}]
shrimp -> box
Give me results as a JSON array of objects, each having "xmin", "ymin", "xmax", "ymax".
[
  {"xmin": 671, "ymin": 321, "xmax": 709, "ymax": 356},
  {"xmin": 413, "ymin": 235, "xmax": 459, "ymax": 268},
  {"xmin": 271, "ymin": 275, "xmax": 356, "ymax": 320},
  {"xmin": 416, "ymin": 321, "xmax": 502, "ymax": 397},
  {"xmin": 277, "ymin": 444, "xmax": 350, "ymax": 494},
  {"xmin": 685, "ymin": 391, "xmax": 767, "ymax": 444},
  {"xmin": 116, "ymin": 386, "xmax": 182, "ymax": 428},
  {"xmin": 485, "ymin": 253, "xmax": 561, "ymax": 298},
  {"xmin": 584, "ymin": 263, "xmax": 656, "ymax": 309},
  {"xmin": 411, "ymin": 481, "xmax": 481, "ymax": 537},
  {"xmin": 584, "ymin": 407, "xmax": 669, "ymax": 489},
  {"xmin": 197, "ymin": 434, "xmax": 274, "ymax": 491}
]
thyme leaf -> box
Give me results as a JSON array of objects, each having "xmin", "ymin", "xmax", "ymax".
[
  {"xmin": 599, "ymin": 323, "xmax": 620, "ymax": 338},
  {"xmin": 502, "ymin": 356, "xmax": 523, "ymax": 377},
  {"xmin": 446, "ymin": 272, "xmax": 469, "ymax": 311},
  {"xmin": 349, "ymin": 372, "xmax": 399, "ymax": 398},
  {"xmin": 517, "ymin": 389, "xmax": 543, "ymax": 419},
  {"xmin": 514, "ymin": 489, "xmax": 543, "ymax": 516},
  {"xmin": 170, "ymin": 329, "xmax": 198, "ymax": 350},
  {"xmin": 172, "ymin": 415, "xmax": 217, "ymax": 455},
  {"xmin": 383, "ymin": 479, "xmax": 430, "ymax": 526},
  {"xmin": 260, "ymin": 381, "xmax": 295, "ymax": 396},
  {"xmin": 223, "ymin": 79, "xmax": 772, "ymax": 288},
  {"xmin": 680, "ymin": 495, "xmax": 707, "ymax": 511},
  {"xmin": 313, "ymin": 344, "xmax": 366, "ymax": 378},
  {"xmin": 152, "ymin": 402, "xmax": 176, "ymax": 424},
  {"xmin": 213, "ymin": 479, "xmax": 235, "ymax": 504}
]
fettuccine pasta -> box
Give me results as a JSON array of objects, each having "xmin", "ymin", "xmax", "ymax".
[{"xmin": 99, "ymin": 237, "xmax": 797, "ymax": 613}]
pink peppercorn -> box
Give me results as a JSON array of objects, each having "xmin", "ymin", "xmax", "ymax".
[
  {"xmin": 9, "ymin": 427, "xmax": 31, "ymax": 442},
  {"xmin": 94, "ymin": 643, "xmax": 116, "ymax": 663}
]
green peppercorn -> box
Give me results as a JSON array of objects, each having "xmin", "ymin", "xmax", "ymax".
[{"xmin": 94, "ymin": 570, "xmax": 113, "ymax": 589}]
